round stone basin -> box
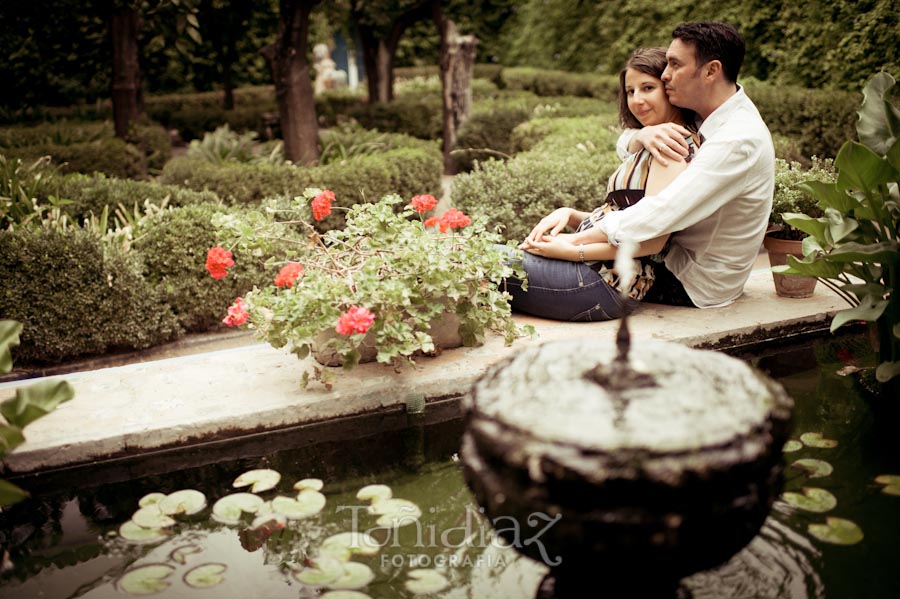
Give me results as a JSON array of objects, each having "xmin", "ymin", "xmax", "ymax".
[{"xmin": 461, "ymin": 338, "xmax": 794, "ymax": 594}]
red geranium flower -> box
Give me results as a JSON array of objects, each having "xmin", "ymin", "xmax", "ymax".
[
  {"xmin": 408, "ymin": 194, "xmax": 438, "ymax": 214},
  {"xmin": 311, "ymin": 189, "xmax": 335, "ymax": 221},
  {"xmin": 423, "ymin": 208, "xmax": 472, "ymax": 233},
  {"xmin": 206, "ymin": 246, "xmax": 234, "ymax": 279},
  {"xmin": 274, "ymin": 262, "xmax": 305, "ymax": 289},
  {"xmin": 335, "ymin": 306, "xmax": 376, "ymax": 335},
  {"xmin": 222, "ymin": 297, "xmax": 249, "ymax": 327},
  {"xmin": 440, "ymin": 208, "xmax": 471, "ymax": 231}
]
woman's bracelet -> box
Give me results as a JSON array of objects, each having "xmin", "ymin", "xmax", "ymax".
[{"xmin": 578, "ymin": 244, "xmax": 585, "ymax": 262}]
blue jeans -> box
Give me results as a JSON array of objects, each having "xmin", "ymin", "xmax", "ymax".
[{"xmin": 499, "ymin": 246, "xmax": 637, "ymax": 322}]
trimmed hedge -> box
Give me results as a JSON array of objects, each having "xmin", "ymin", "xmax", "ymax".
[
  {"xmin": 453, "ymin": 115, "xmax": 622, "ymax": 242},
  {"xmin": 0, "ymin": 228, "xmax": 180, "ymax": 364},
  {"xmin": 454, "ymin": 93, "xmax": 615, "ymax": 170},
  {"xmin": 3, "ymin": 137, "xmax": 146, "ymax": 179},
  {"xmin": 501, "ymin": 67, "xmax": 620, "ymax": 102},
  {"xmin": 160, "ymin": 134, "xmax": 442, "ymax": 228},
  {"xmin": 0, "ymin": 120, "xmax": 172, "ymax": 178},
  {"xmin": 744, "ymin": 81, "xmax": 859, "ymax": 160},
  {"xmin": 133, "ymin": 203, "xmax": 276, "ymax": 332},
  {"xmin": 52, "ymin": 172, "xmax": 220, "ymax": 222}
]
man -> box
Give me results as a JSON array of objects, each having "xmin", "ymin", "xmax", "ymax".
[{"xmin": 528, "ymin": 22, "xmax": 775, "ymax": 308}]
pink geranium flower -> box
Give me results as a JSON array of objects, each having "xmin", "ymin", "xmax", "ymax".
[
  {"xmin": 335, "ymin": 306, "xmax": 376, "ymax": 335},
  {"xmin": 408, "ymin": 194, "xmax": 438, "ymax": 214},
  {"xmin": 222, "ymin": 297, "xmax": 249, "ymax": 327}
]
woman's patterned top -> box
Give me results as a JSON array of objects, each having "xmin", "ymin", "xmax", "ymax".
[{"xmin": 575, "ymin": 132, "xmax": 701, "ymax": 300}]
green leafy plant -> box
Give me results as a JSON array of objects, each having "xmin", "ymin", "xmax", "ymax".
[
  {"xmin": 0, "ymin": 320, "xmax": 74, "ymax": 506},
  {"xmin": 777, "ymin": 72, "xmax": 900, "ymax": 386},
  {"xmin": 769, "ymin": 157, "xmax": 835, "ymax": 240},
  {"xmin": 209, "ymin": 190, "xmax": 532, "ymax": 388},
  {"xmin": 187, "ymin": 124, "xmax": 284, "ymax": 165}
]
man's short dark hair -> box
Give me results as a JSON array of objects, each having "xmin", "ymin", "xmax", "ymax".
[{"xmin": 672, "ymin": 22, "xmax": 745, "ymax": 83}]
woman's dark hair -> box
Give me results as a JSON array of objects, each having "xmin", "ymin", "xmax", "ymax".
[{"xmin": 617, "ymin": 47, "xmax": 696, "ymax": 130}]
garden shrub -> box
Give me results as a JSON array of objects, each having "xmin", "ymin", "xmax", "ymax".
[
  {"xmin": 0, "ymin": 120, "xmax": 111, "ymax": 148},
  {"xmin": 129, "ymin": 121, "xmax": 172, "ymax": 173},
  {"xmin": 347, "ymin": 95, "xmax": 443, "ymax": 140},
  {"xmin": 745, "ymin": 81, "xmax": 859, "ymax": 160},
  {"xmin": 0, "ymin": 228, "xmax": 180, "ymax": 364},
  {"xmin": 160, "ymin": 143, "xmax": 442, "ymax": 227},
  {"xmin": 501, "ymin": 67, "xmax": 620, "ymax": 102},
  {"xmin": 52, "ymin": 172, "xmax": 219, "ymax": 222},
  {"xmin": 453, "ymin": 116, "xmax": 621, "ymax": 242},
  {"xmin": 3, "ymin": 137, "xmax": 146, "ymax": 179},
  {"xmin": 133, "ymin": 203, "xmax": 277, "ymax": 332},
  {"xmin": 454, "ymin": 93, "xmax": 614, "ymax": 170}
]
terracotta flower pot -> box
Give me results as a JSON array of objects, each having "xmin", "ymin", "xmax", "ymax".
[
  {"xmin": 762, "ymin": 235, "xmax": 818, "ymax": 298},
  {"xmin": 312, "ymin": 310, "xmax": 463, "ymax": 367}
]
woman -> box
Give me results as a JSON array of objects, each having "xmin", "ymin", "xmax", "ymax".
[{"xmin": 505, "ymin": 47, "xmax": 701, "ymax": 321}]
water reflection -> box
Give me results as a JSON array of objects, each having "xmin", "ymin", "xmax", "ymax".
[{"xmin": 1, "ymin": 337, "xmax": 899, "ymax": 598}]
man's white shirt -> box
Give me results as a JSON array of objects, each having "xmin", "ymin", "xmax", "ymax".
[{"xmin": 600, "ymin": 85, "xmax": 775, "ymax": 307}]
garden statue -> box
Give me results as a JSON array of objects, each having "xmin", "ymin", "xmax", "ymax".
[{"xmin": 313, "ymin": 43, "xmax": 346, "ymax": 95}]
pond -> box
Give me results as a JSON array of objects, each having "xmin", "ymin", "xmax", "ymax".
[{"xmin": 0, "ymin": 334, "xmax": 898, "ymax": 599}]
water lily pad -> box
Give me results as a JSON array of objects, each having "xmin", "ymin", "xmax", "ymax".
[
  {"xmin": 294, "ymin": 478, "xmax": 324, "ymax": 492},
  {"xmin": 138, "ymin": 493, "xmax": 167, "ymax": 508},
  {"xmin": 132, "ymin": 506, "xmax": 176, "ymax": 529},
  {"xmin": 782, "ymin": 487, "xmax": 838, "ymax": 513},
  {"xmin": 808, "ymin": 517, "xmax": 864, "ymax": 545},
  {"xmin": 183, "ymin": 563, "xmax": 227, "ymax": 588},
  {"xmin": 320, "ymin": 532, "xmax": 381, "ymax": 560},
  {"xmin": 405, "ymin": 569, "xmax": 450, "ymax": 595},
  {"xmin": 271, "ymin": 491, "xmax": 325, "ymax": 519},
  {"xmin": 251, "ymin": 513, "xmax": 287, "ymax": 529},
  {"xmin": 320, "ymin": 592, "xmax": 372, "ymax": 599},
  {"xmin": 233, "ymin": 469, "xmax": 281, "ymax": 493},
  {"xmin": 328, "ymin": 562, "xmax": 375, "ymax": 590},
  {"xmin": 212, "ymin": 493, "xmax": 265, "ymax": 525},
  {"xmin": 293, "ymin": 556, "xmax": 345, "ymax": 585},
  {"xmin": 791, "ymin": 458, "xmax": 834, "ymax": 478},
  {"xmin": 368, "ymin": 498, "xmax": 422, "ymax": 527},
  {"xmin": 800, "ymin": 432, "xmax": 838, "ymax": 448},
  {"xmin": 875, "ymin": 474, "xmax": 900, "ymax": 496},
  {"xmin": 118, "ymin": 521, "xmax": 171, "ymax": 545},
  {"xmin": 356, "ymin": 484, "xmax": 392, "ymax": 503},
  {"xmin": 783, "ymin": 440, "xmax": 803, "ymax": 453},
  {"xmin": 117, "ymin": 563, "xmax": 175, "ymax": 595},
  {"xmin": 159, "ymin": 490, "xmax": 207, "ymax": 516},
  {"xmin": 169, "ymin": 544, "xmax": 203, "ymax": 565}
]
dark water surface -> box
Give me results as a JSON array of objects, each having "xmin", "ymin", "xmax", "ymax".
[{"xmin": 1, "ymin": 336, "xmax": 898, "ymax": 599}]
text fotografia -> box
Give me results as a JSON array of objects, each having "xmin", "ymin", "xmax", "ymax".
[{"xmin": 335, "ymin": 504, "xmax": 562, "ymax": 567}]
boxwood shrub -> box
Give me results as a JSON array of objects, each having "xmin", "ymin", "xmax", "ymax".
[
  {"xmin": 52, "ymin": 172, "xmax": 220, "ymax": 222},
  {"xmin": 0, "ymin": 228, "xmax": 180, "ymax": 364},
  {"xmin": 133, "ymin": 203, "xmax": 278, "ymax": 332},
  {"xmin": 160, "ymin": 139, "xmax": 442, "ymax": 228},
  {"xmin": 3, "ymin": 137, "xmax": 147, "ymax": 178},
  {"xmin": 454, "ymin": 92, "xmax": 614, "ymax": 170},
  {"xmin": 501, "ymin": 67, "xmax": 620, "ymax": 102},
  {"xmin": 452, "ymin": 116, "xmax": 621, "ymax": 242}
]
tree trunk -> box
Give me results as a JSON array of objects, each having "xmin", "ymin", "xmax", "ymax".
[
  {"xmin": 262, "ymin": 0, "xmax": 320, "ymax": 165},
  {"xmin": 434, "ymin": 8, "xmax": 478, "ymax": 175},
  {"xmin": 110, "ymin": 5, "xmax": 142, "ymax": 139}
]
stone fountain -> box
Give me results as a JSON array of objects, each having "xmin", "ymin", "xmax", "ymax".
[{"xmin": 460, "ymin": 284, "xmax": 794, "ymax": 596}]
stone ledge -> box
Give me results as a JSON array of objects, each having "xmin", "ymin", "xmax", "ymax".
[{"xmin": 1, "ymin": 269, "xmax": 847, "ymax": 473}]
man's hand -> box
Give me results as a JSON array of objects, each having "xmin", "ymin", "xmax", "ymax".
[
  {"xmin": 631, "ymin": 123, "xmax": 692, "ymax": 166},
  {"xmin": 525, "ymin": 207, "xmax": 573, "ymax": 243}
]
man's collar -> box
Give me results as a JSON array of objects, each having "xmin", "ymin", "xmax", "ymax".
[{"xmin": 698, "ymin": 84, "xmax": 747, "ymax": 138}]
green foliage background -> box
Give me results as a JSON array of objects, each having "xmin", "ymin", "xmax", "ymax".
[{"xmin": 500, "ymin": 0, "xmax": 899, "ymax": 91}]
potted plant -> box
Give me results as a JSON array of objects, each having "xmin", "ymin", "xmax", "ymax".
[
  {"xmin": 764, "ymin": 157, "xmax": 836, "ymax": 297},
  {"xmin": 777, "ymin": 71, "xmax": 900, "ymax": 395},
  {"xmin": 206, "ymin": 189, "xmax": 533, "ymax": 388}
]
